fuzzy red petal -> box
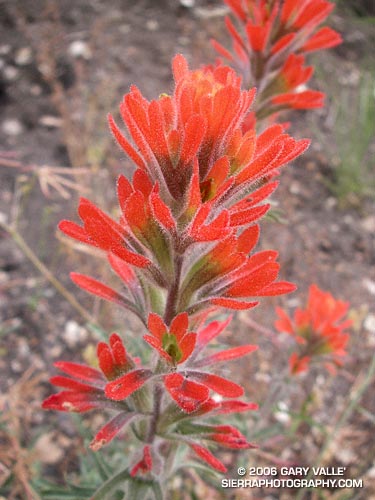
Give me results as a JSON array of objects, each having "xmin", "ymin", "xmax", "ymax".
[{"xmin": 105, "ymin": 369, "xmax": 152, "ymax": 400}]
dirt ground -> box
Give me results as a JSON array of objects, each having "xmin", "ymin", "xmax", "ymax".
[{"xmin": 0, "ymin": 1, "xmax": 374, "ymax": 499}]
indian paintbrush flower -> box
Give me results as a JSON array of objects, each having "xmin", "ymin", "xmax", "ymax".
[
  {"xmin": 211, "ymin": 0, "xmax": 342, "ymax": 119},
  {"xmin": 275, "ymin": 284, "xmax": 352, "ymax": 374},
  {"xmin": 43, "ymin": 48, "xmax": 322, "ymax": 487}
]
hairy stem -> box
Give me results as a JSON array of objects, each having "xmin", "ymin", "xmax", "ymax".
[
  {"xmin": 164, "ymin": 254, "xmax": 183, "ymax": 325},
  {"xmin": 147, "ymin": 383, "xmax": 163, "ymax": 443}
]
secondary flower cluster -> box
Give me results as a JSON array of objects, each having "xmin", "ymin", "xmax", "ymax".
[
  {"xmin": 275, "ymin": 284, "xmax": 352, "ymax": 374},
  {"xmin": 43, "ymin": 319, "xmax": 258, "ymax": 472},
  {"xmin": 212, "ymin": 0, "xmax": 342, "ymax": 120}
]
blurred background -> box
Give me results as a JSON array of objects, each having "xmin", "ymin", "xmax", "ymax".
[{"xmin": 0, "ymin": 1, "xmax": 374, "ymax": 498}]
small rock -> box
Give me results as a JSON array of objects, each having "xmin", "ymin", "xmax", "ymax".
[
  {"xmin": 177, "ymin": 36, "xmax": 190, "ymax": 46},
  {"xmin": 361, "ymin": 215, "xmax": 375, "ymax": 233},
  {"xmin": 15, "ymin": 47, "xmax": 33, "ymax": 66},
  {"xmin": 50, "ymin": 344, "xmax": 63, "ymax": 358},
  {"xmin": 30, "ymin": 84, "xmax": 42, "ymax": 96},
  {"xmin": 68, "ymin": 40, "xmax": 92, "ymax": 60},
  {"xmin": 3, "ymin": 65, "xmax": 19, "ymax": 81},
  {"xmin": 0, "ymin": 212, "xmax": 8, "ymax": 225},
  {"xmin": 289, "ymin": 181, "xmax": 301, "ymax": 195},
  {"xmin": 334, "ymin": 447, "xmax": 357, "ymax": 465},
  {"xmin": 146, "ymin": 19, "xmax": 159, "ymax": 31},
  {"xmin": 11, "ymin": 360, "xmax": 22, "ymax": 372},
  {"xmin": 364, "ymin": 314, "xmax": 375, "ymax": 336},
  {"xmin": 63, "ymin": 320, "xmax": 88, "ymax": 348},
  {"xmin": 325, "ymin": 197, "xmax": 337, "ymax": 210},
  {"xmin": 2, "ymin": 118, "xmax": 23, "ymax": 136},
  {"xmin": 39, "ymin": 115, "xmax": 63, "ymax": 128},
  {"xmin": 0, "ymin": 44, "xmax": 11, "ymax": 55},
  {"xmin": 35, "ymin": 432, "xmax": 64, "ymax": 464},
  {"xmin": 254, "ymin": 372, "xmax": 271, "ymax": 382},
  {"xmin": 343, "ymin": 214, "xmax": 354, "ymax": 225},
  {"xmin": 180, "ymin": 0, "xmax": 195, "ymax": 7},
  {"xmin": 119, "ymin": 24, "xmax": 131, "ymax": 34},
  {"xmin": 17, "ymin": 338, "xmax": 30, "ymax": 358},
  {"xmin": 363, "ymin": 278, "xmax": 375, "ymax": 296},
  {"xmin": 194, "ymin": 6, "xmax": 228, "ymax": 18},
  {"xmin": 330, "ymin": 223, "xmax": 340, "ymax": 233}
]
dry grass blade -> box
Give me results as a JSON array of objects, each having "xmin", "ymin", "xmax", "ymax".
[{"xmin": 0, "ymin": 368, "xmax": 44, "ymax": 500}]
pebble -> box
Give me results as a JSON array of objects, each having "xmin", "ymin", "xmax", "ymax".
[
  {"xmin": 363, "ymin": 278, "xmax": 375, "ymax": 296},
  {"xmin": 34, "ymin": 432, "xmax": 64, "ymax": 464},
  {"xmin": 330, "ymin": 223, "xmax": 340, "ymax": 233},
  {"xmin": 63, "ymin": 320, "xmax": 88, "ymax": 348},
  {"xmin": 361, "ymin": 215, "xmax": 375, "ymax": 233},
  {"xmin": 119, "ymin": 24, "xmax": 131, "ymax": 34},
  {"xmin": 146, "ymin": 19, "xmax": 159, "ymax": 31},
  {"xmin": 324, "ymin": 197, "xmax": 337, "ymax": 210},
  {"xmin": 194, "ymin": 6, "xmax": 228, "ymax": 18},
  {"xmin": 68, "ymin": 40, "xmax": 92, "ymax": 60},
  {"xmin": 0, "ymin": 212, "xmax": 7, "ymax": 225},
  {"xmin": 39, "ymin": 115, "xmax": 63, "ymax": 128},
  {"xmin": 3, "ymin": 65, "xmax": 19, "ymax": 81},
  {"xmin": 15, "ymin": 47, "xmax": 33, "ymax": 66},
  {"xmin": 2, "ymin": 118, "xmax": 24, "ymax": 136},
  {"xmin": 17, "ymin": 338, "xmax": 30, "ymax": 358},
  {"xmin": 0, "ymin": 44, "xmax": 11, "ymax": 55},
  {"xmin": 11, "ymin": 360, "xmax": 22, "ymax": 373},
  {"xmin": 364, "ymin": 313, "xmax": 375, "ymax": 336},
  {"xmin": 180, "ymin": 0, "xmax": 195, "ymax": 7},
  {"xmin": 30, "ymin": 84, "xmax": 42, "ymax": 96},
  {"xmin": 289, "ymin": 181, "xmax": 301, "ymax": 195}
]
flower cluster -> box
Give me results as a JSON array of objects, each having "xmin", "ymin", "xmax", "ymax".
[
  {"xmin": 275, "ymin": 284, "xmax": 352, "ymax": 374},
  {"xmin": 60, "ymin": 55, "xmax": 307, "ymax": 324},
  {"xmin": 44, "ymin": 54, "xmax": 308, "ymax": 476},
  {"xmin": 212, "ymin": 0, "xmax": 342, "ymax": 120},
  {"xmin": 43, "ymin": 321, "xmax": 258, "ymax": 471},
  {"xmin": 42, "ymin": 0, "xmax": 347, "ymax": 488}
]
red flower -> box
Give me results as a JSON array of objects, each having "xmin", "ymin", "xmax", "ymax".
[
  {"xmin": 212, "ymin": 0, "xmax": 341, "ymax": 117},
  {"xmin": 275, "ymin": 284, "xmax": 352, "ymax": 374},
  {"xmin": 110, "ymin": 54, "xmax": 308, "ymax": 216},
  {"xmin": 42, "ymin": 334, "xmax": 145, "ymax": 450},
  {"xmin": 145, "ymin": 312, "xmax": 196, "ymax": 364},
  {"xmin": 205, "ymin": 424, "xmax": 256, "ymax": 449},
  {"xmin": 189, "ymin": 443, "xmax": 227, "ymax": 473},
  {"xmin": 58, "ymin": 55, "xmax": 308, "ymax": 326},
  {"xmin": 180, "ymin": 224, "xmax": 296, "ymax": 313},
  {"xmin": 130, "ymin": 445, "xmax": 153, "ymax": 477}
]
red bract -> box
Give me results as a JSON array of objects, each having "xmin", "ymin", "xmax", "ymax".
[
  {"xmin": 145, "ymin": 312, "xmax": 196, "ymax": 364},
  {"xmin": 58, "ymin": 55, "xmax": 306, "ymax": 324},
  {"xmin": 44, "ymin": 36, "xmax": 323, "ymax": 485},
  {"xmin": 275, "ymin": 284, "xmax": 352, "ymax": 374},
  {"xmin": 42, "ymin": 334, "xmax": 143, "ymax": 450},
  {"xmin": 130, "ymin": 446, "xmax": 153, "ymax": 477},
  {"xmin": 110, "ymin": 54, "xmax": 309, "ymax": 212},
  {"xmin": 212, "ymin": 0, "xmax": 341, "ymax": 119}
]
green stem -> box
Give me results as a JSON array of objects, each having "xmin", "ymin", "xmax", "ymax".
[
  {"xmin": 147, "ymin": 383, "xmax": 163, "ymax": 443},
  {"xmin": 89, "ymin": 468, "xmax": 129, "ymax": 499},
  {"xmin": 90, "ymin": 467, "xmax": 163, "ymax": 500},
  {"xmin": 164, "ymin": 254, "xmax": 183, "ymax": 325}
]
